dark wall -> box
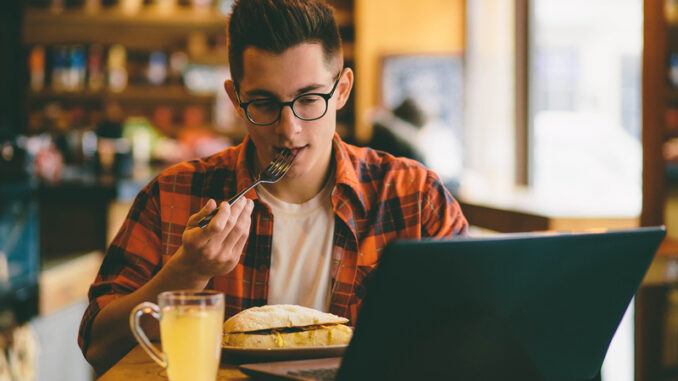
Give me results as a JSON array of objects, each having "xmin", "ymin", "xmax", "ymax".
[{"xmin": 0, "ymin": 0, "xmax": 24, "ymax": 140}]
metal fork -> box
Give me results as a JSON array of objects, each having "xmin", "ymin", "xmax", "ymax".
[{"xmin": 197, "ymin": 148, "xmax": 297, "ymax": 228}]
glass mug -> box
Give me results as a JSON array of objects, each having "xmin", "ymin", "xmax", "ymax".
[{"xmin": 130, "ymin": 290, "xmax": 225, "ymax": 381}]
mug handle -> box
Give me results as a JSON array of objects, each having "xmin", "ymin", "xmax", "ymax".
[{"xmin": 129, "ymin": 302, "xmax": 167, "ymax": 368}]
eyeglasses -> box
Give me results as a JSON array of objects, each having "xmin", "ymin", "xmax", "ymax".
[{"xmin": 236, "ymin": 71, "xmax": 342, "ymax": 126}]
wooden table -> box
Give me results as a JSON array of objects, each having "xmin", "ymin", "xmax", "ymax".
[
  {"xmin": 455, "ymin": 186, "xmax": 639, "ymax": 233},
  {"xmin": 98, "ymin": 346, "xmax": 251, "ymax": 381}
]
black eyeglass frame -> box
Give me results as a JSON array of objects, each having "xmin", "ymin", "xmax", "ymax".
[{"xmin": 235, "ymin": 70, "xmax": 343, "ymax": 126}]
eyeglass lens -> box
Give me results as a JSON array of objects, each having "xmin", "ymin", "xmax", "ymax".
[{"xmin": 246, "ymin": 94, "xmax": 327, "ymax": 125}]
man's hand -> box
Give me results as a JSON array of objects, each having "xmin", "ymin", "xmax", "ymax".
[{"xmin": 173, "ymin": 197, "xmax": 254, "ymax": 281}]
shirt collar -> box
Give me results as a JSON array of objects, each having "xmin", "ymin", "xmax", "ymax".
[{"xmin": 331, "ymin": 133, "xmax": 367, "ymax": 213}]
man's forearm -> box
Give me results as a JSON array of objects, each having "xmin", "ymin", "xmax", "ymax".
[
  {"xmin": 85, "ymin": 195, "xmax": 252, "ymax": 374},
  {"xmin": 85, "ymin": 248, "xmax": 210, "ymax": 375}
]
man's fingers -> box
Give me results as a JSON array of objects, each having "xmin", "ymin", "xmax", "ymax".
[
  {"xmin": 219, "ymin": 199, "xmax": 253, "ymax": 254},
  {"xmin": 212, "ymin": 197, "xmax": 247, "ymax": 231},
  {"xmin": 187, "ymin": 199, "xmax": 218, "ymax": 226},
  {"xmin": 201, "ymin": 198, "xmax": 218, "ymax": 215},
  {"xmin": 230, "ymin": 233, "xmax": 249, "ymax": 262},
  {"xmin": 202, "ymin": 198, "xmax": 244, "ymax": 247},
  {"xmin": 184, "ymin": 199, "xmax": 220, "ymax": 250}
]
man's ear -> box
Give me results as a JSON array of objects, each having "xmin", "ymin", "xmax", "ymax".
[
  {"xmin": 335, "ymin": 68, "xmax": 354, "ymax": 110},
  {"xmin": 224, "ymin": 79, "xmax": 245, "ymax": 119}
]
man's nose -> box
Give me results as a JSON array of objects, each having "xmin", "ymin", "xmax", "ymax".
[{"xmin": 275, "ymin": 104, "xmax": 302, "ymax": 137}]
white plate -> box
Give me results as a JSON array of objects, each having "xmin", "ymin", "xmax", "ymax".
[{"xmin": 221, "ymin": 344, "xmax": 347, "ymax": 361}]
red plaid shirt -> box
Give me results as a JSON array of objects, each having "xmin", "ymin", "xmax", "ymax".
[{"xmin": 78, "ymin": 133, "xmax": 467, "ymax": 354}]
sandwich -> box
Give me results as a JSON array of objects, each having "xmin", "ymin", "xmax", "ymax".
[{"xmin": 222, "ymin": 304, "xmax": 353, "ymax": 348}]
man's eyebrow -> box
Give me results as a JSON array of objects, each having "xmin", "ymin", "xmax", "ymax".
[
  {"xmin": 294, "ymin": 83, "xmax": 325, "ymax": 95},
  {"xmin": 243, "ymin": 83, "xmax": 326, "ymax": 99},
  {"xmin": 243, "ymin": 89, "xmax": 276, "ymax": 99}
]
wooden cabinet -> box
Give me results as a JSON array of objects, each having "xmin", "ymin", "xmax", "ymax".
[
  {"xmin": 23, "ymin": 7, "xmax": 229, "ymax": 49},
  {"xmin": 328, "ymin": 0, "xmax": 356, "ymax": 139},
  {"xmin": 21, "ymin": 4, "xmax": 232, "ymax": 138},
  {"xmin": 641, "ymin": 0, "xmax": 678, "ymax": 244},
  {"xmin": 21, "ymin": 1, "xmax": 356, "ymax": 141},
  {"xmin": 643, "ymin": 0, "xmax": 672, "ymax": 235},
  {"xmin": 640, "ymin": 1, "xmax": 678, "ymax": 380}
]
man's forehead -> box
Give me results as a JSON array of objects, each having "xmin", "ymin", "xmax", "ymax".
[{"xmin": 239, "ymin": 44, "xmax": 338, "ymax": 90}]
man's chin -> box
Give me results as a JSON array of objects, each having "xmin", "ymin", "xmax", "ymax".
[{"xmin": 283, "ymin": 165, "xmax": 304, "ymax": 179}]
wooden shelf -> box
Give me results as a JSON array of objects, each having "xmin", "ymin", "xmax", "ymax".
[
  {"xmin": 23, "ymin": 8, "xmax": 227, "ymax": 48},
  {"xmin": 189, "ymin": 51, "xmax": 228, "ymax": 66},
  {"xmin": 27, "ymin": 86, "xmax": 215, "ymax": 105},
  {"xmin": 641, "ymin": 2, "xmax": 678, "ymax": 379},
  {"xmin": 658, "ymin": 236, "xmax": 678, "ymax": 257}
]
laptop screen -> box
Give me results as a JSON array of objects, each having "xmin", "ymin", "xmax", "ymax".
[{"xmin": 336, "ymin": 227, "xmax": 665, "ymax": 381}]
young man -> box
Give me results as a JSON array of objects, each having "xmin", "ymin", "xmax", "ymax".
[{"xmin": 78, "ymin": 0, "xmax": 468, "ymax": 374}]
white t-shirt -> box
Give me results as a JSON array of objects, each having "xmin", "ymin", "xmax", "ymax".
[{"xmin": 257, "ymin": 178, "xmax": 335, "ymax": 311}]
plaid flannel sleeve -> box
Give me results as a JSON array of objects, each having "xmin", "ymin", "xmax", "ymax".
[
  {"xmin": 421, "ymin": 171, "xmax": 468, "ymax": 238},
  {"xmin": 77, "ymin": 178, "xmax": 163, "ymax": 356}
]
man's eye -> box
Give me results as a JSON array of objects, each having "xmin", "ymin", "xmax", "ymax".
[
  {"xmin": 297, "ymin": 95, "xmax": 321, "ymax": 105},
  {"xmin": 251, "ymin": 100, "xmax": 278, "ymax": 111}
]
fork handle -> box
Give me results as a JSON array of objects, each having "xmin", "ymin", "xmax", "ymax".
[{"xmin": 197, "ymin": 182, "xmax": 258, "ymax": 228}]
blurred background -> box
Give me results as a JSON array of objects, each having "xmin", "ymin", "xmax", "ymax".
[{"xmin": 0, "ymin": 0, "xmax": 675, "ymax": 380}]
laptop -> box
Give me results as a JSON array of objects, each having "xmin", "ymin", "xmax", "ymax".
[{"xmin": 239, "ymin": 227, "xmax": 666, "ymax": 381}]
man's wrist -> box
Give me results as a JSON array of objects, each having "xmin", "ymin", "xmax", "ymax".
[{"xmin": 161, "ymin": 247, "xmax": 211, "ymax": 289}]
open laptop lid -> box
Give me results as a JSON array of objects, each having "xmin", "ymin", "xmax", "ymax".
[{"xmin": 336, "ymin": 227, "xmax": 665, "ymax": 381}]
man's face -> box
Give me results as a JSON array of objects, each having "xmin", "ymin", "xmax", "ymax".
[{"xmin": 225, "ymin": 43, "xmax": 352, "ymax": 183}]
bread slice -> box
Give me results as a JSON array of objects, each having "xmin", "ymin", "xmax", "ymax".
[
  {"xmin": 223, "ymin": 324, "xmax": 353, "ymax": 348},
  {"xmin": 223, "ymin": 304, "xmax": 348, "ymax": 333},
  {"xmin": 222, "ymin": 305, "xmax": 353, "ymax": 348}
]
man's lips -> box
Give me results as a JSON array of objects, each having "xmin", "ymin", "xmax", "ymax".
[{"xmin": 275, "ymin": 145, "xmax": 308, "ymax": 154}]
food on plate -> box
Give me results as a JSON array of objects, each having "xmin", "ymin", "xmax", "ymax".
[{"xmin": 222, "ymin": 304, "xmax": 353, "ymax": 348}]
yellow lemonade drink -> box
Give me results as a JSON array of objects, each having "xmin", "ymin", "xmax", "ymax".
[{"xmin": 160, "ymin": 306, "xmax": 224, "ymax": 381}]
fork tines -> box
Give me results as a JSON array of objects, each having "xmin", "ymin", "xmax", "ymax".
[{"xmin": 264, "ymin": 149, "xmax": 296, "ymax": 180}]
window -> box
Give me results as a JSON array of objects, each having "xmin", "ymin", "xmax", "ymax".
[
  {"xmin": 464, "ymin": 0, "xmax": 642, "ymax": 216},
  {"xmin": 464, "ymin": 0, "xmax": 517, "ymax": 189},
  {"xmin": 465, "ymin": 1, "xmax": 643, "ymax": 380},
  {"xmin": 530, "ymin": 0, "xmax": 642, "ymax": 215}
]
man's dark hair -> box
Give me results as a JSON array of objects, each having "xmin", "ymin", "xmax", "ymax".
[{"xmin": 228, "ymin": 0, "xmax": 343, "ymax": 84}]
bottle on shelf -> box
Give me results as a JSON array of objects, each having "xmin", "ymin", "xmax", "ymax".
[
  {"xmin": 88, "ymin": 44, "xmax": 105, "ymax": 91},
  {"xmin": 28, "ymin": 45, "xmax": 45, "ymax": 92},
  {"xmin": 66, "ymin": 45, "xmax": 86, "ymax": 91},
  {"xmin": 668, "ymin": 0, "xmax": 678, "ymax": 24},
  {"xmin": 147, "ymin": 50, "xmax": 168, "ymax": 86},
  {"xmin": 119, "ymin": 0, "xmax": 143, "ymax": 15},
  {"xmin": 51, "ymin": 45, "xmax": 69, "ymax": 91},
  {"xmin": 169, "ymin": 50, "xmax": 188, "ymax": 86},
  {"xmin": 83, "ymin": 0, "xmax": 101, "ymax": 13},
  {"xmin": 670, "ymin": 53, "xmax": 678, "ymax": 88},
  {"xmin": 192, "ymin": 0, "xmax": 214, "ymax": 12},
  {"xmin": 107, "ymin": 44, "xmax": 128, "ymax": 93},
  {"xmin": 155, "ymin": 0, "xmax": 177, "ymax": 14}
]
